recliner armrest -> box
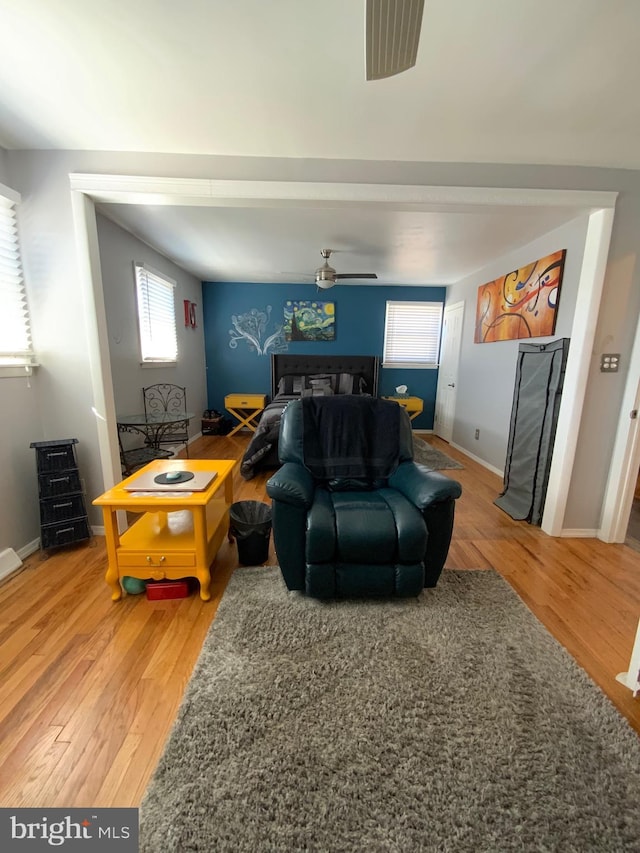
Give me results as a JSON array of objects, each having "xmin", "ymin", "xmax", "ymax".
[
  {"xmin": 266, "ymin": 462, "xmax": 316, "ymax": 508},
  {"xmin": 388, "ymin": 461, "xmax": 462, "ymax": 509}
]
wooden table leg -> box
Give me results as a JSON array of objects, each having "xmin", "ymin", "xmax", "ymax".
[
  {"xmin": 226, "ymin": 407, "xmax": 262, "ymax": 436},
  {"xmin": 102, "ymin": 509, "xmax": 122, "ymax": 601},
  {"xmin": 192, "ymin": 506, "xmax": 211, "ymax": 601}
]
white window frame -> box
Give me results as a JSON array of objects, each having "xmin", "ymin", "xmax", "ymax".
[
  {"xmin": 134, "ymin": 262, "xmax": 178, "ymax": 365},
  {"xmin": 382, "ymin": 301, "xmax": 443, "ymax": 369},
  {"xmin": 0, "ymin": 183, "xmax": 37, "ymax": 378}
]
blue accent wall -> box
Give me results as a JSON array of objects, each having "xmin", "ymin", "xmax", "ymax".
[{"xmin": 201, "ymin": 282, "xmax": 446, "ymax": 429}]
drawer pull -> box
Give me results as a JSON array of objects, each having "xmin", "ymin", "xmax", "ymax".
[
  {"xmin": 49, "ymin": 476, "xmax": 70, "ymax": 484},
  {"xmin": 146, "ymin": 555, "xmax": 166, "ymax": 564},
  {"xmin": 55, "ymin": 527, "xmax": 74, "ymax": 536},
  {"xmin": 53, "ymin": 501, "xmax": 73, "ymax": 509},
  {"xmin": 47, "ymin": 451, "xmax": 68, "ymax": 458}
]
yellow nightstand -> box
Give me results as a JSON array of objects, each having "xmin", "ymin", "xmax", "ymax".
[
  {"xmin": 383, "ymin": 396, "xmax": 424, "ymax": 421},
  {"xmin": 224, "ymin": 393, "xmax": 267, "ymax": 437}
]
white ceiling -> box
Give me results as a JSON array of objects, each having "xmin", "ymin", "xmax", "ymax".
[
  {"xmin": 1, "ymin": 0, "xmax": 636, "ymax": 284},
  {"xmin": 99, "ymin": 200, "xmax": 588, "ymax": 285}
]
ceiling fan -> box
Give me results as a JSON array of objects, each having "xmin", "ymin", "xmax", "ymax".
[
  {"xmin": 314, "ymin": 249, "xmax": 378, "ymax": 290},
  {"xmin": 365, "ymin": 0, "xmax": 425, "ymax": 80}
]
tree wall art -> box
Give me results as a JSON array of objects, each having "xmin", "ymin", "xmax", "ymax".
[{"xmin": 228, "ymin": 306, "xmax": 288, "ymax": 355}]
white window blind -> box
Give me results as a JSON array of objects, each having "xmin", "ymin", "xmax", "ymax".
[
  {"xmin": 0, "ymin": 187, "xmax": 35, "ymax": 369},
  {"xmin": 134, "ymin": 262, "xmax": 178, "ymax": 363},
  {"xmin": 383, "ymin": 301, "xmax": 443, "ymax": 368}
]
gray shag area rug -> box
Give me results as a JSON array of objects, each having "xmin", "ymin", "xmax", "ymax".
[
  {"xmin": 140, "ymin": 568, "xmax": 640, "ymax": 853},
  {"xmin": 412, "ymin": 436, "xmax": 463, "ymax": 469}
]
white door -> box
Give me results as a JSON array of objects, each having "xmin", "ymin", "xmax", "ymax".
[{"xmin": 434, "ymin": 301, "xmax": 464, "ymax": 442}]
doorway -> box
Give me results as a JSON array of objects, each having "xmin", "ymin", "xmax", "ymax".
[
  {"xmin": 625, "ymin": 469, "xmax": 640, "ymax": 551},
  {"xmin": 434, "ymin": 301, "xmax": 464, "ymax": 443},
  {"xmin": 69, "ymin": 176, "xmax": 616, "ymax": 536}
]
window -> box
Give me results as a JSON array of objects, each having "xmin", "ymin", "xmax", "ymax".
[
  {"xmin": 383, "ymin": 301, "xmax": 443, "ymax": 368},
  {"xmin": 0, "ymin": 184, "xmax": 36, "ymax": 374},
  {"xmin": 134, "ymin": 262, "xmax": 178, "ymax": 363}
]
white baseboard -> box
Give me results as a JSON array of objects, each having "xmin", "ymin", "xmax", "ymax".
[
  {"xmin": 92, "ymin": 525, "xmax": 105, "ymax": 536},
  {"xmin": 559, "ymin": 528, "xmax": 599, "ymax": 538},
  {"xmin": 449, "ymin": 442, "xmax": 504, "ymax": 478},
  {"xmin": 18, "ymin": 538, "xmax": 40, "ymax": 560}
]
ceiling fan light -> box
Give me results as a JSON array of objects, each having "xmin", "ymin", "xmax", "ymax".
[
  {"xmin": 366, "ymin": 0, "xmax": 425, "ymax": 81},
  {"xmin": 315, "ymin": 278, "xmax": 336, "ymax": 290}
]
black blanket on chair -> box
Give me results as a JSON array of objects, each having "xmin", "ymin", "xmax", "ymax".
[{"xmin": 301, "ymin": 396, "xmax": 401, "ymax": 481}]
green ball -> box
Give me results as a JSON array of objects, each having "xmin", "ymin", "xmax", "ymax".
[{"xmin": 122, "ymin": 576, "xmax": 147, "ymax": 595}]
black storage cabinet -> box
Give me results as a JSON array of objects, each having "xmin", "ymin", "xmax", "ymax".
[
  {"xmin": 30, "ymin": 438, "xmax": 91, "ymax": 550},
  {"xmin": 494, "ymin": 338, "xmax": 570, "ymax": 526}
]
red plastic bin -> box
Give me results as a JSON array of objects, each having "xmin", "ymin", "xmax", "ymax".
[{"xmin": 145, "ymin": 580, "xmax": 190, "ymax": 600}]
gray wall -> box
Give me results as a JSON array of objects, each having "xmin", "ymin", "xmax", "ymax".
[
  {"xmin": 446, "ymin": 215, "xmax": 589, "ymax": 469},
  {"xmin": 1, "ymin": 149, "xmax": 639, "ymax": 555},
  {"xmin": 0, "ymin": 373, "xmax": 43, "ymax": 556},
  {"xmin": 0, "ymin": 149, "xmax": 44, "ymax": 555},
  {"xmin": 97, "ymin": 213, "xmax": 207, "ymax": 429}
]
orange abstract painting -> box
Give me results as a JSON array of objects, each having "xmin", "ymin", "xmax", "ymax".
[{"xmin": 474, "ymin": 250, "xmax": 566, "ymax": 343}]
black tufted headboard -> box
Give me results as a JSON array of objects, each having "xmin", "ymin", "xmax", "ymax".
[{"xmin": 270, "ymin": 354, "xmax": 380, "ymax": 399}]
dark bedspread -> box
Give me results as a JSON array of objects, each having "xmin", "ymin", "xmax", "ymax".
[
  {"xmin": 239, "ymin": 396, "xmax": 294, "ymax": 480},
  {"xmin": 239, "ymin": 359, "xmax": 379, "ymax": 480}
]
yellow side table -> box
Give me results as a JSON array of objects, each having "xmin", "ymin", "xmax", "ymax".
[
  {"xmin": 224, "ymin": 393, "xmax": 267, "ymax": 436},
  {"xmin": 383, "ymin": 395, "xmax": 424, "ymax": 421},
  {"xmin": 93, "ymin": 458, "xmax": 236, "ymax": 601}
]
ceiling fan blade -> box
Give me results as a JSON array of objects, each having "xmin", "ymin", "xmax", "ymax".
[
  {"xmin": 365, "ymin": 0, "xmax": 425, "ymax": 81},
  {"xmin": 334, "ymin": 273, "xmax": 378, "ymax": 280}
]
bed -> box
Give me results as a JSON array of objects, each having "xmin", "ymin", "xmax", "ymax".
[{"xmin": 239, "ymin": 354, "xmax": 380, "ymax": 480}]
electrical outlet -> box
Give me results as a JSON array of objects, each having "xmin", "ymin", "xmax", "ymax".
[{"xmin": 474, "ymin": 429, "xmax": 480, "ymax": 440}]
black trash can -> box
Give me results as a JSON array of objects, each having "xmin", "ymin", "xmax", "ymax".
[{"xmin": 229, "ymin": 500, "xmax": 272, "ymax": 565}]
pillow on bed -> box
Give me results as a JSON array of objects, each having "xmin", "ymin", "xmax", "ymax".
[
  {"xmin": 277, "ymin": 372, "xmax": 367, "ymax": 396},
  {"xmin": 334, "ymin": 373, "xmax": 367, "ymax": 395},
  {"xmin": 276, "ymin": 374, "xmax": 307, "ymax": 396},
  {"xmin": 307, "ymin": 373, "xmax": 335, "ymax": 392},
  {"xmin": 278, "ymin": 373, "xmax": 336, "ymax": 395}
]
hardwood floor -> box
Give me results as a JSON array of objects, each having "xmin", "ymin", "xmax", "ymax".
[{"xmin": 1, "ymin": 433, "xmax": 639, "ymax": 808}]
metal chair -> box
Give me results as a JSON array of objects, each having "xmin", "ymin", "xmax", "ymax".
[
  {"xmin": 142, "ymin": 383, "xmax": 190, "ymax": 458},
  {"xmin": 118, "ymin": 429, "xmax": 172, "ymax": 477}
]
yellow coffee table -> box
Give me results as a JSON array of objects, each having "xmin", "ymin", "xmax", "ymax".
[{"xmin": 93, "ymin": 458, "xmax": 236, "ymax": 601}]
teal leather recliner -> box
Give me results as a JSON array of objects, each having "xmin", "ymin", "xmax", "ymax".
[{"xmin": 266, "ymin": 396, "xmax": 462, "ymax": 598}]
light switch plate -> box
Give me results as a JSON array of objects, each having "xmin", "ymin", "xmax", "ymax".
[{"xmin": 600, "ymin": 353, "xmax": 620, "ymax": 372}]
